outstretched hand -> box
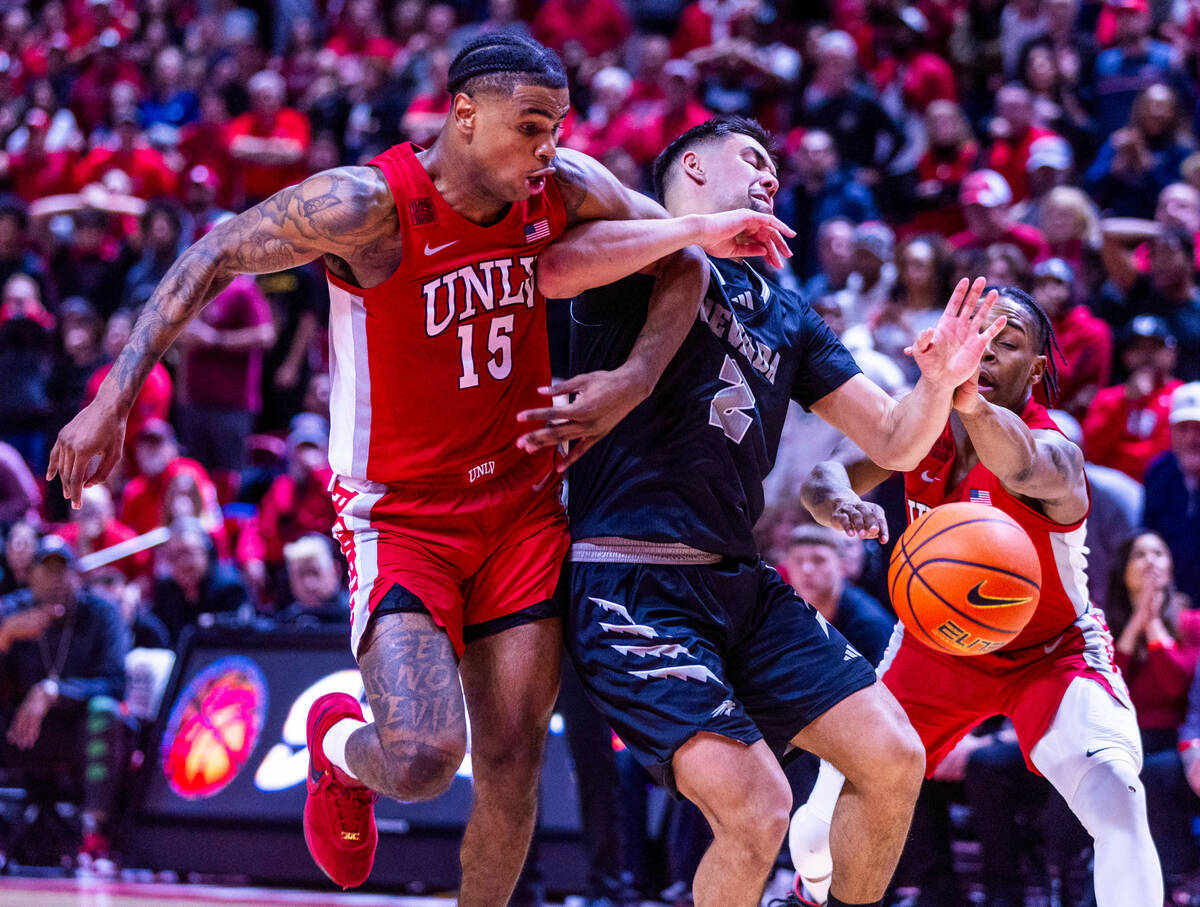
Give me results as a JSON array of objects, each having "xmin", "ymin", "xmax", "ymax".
[
  {"xmin": 693, "ymin": 209, "xmax": 795, "ymax": 270},
  {"xmin": 46, "ymin": 402, "xmax": 126, "ymax": 509},
  {"xmin": 516, "ymin": 368, "xmax": 646, "ymax": 472},
  {"xmin": 907, "ymin": 277, "xmax": 1006, "ymax": 391}
]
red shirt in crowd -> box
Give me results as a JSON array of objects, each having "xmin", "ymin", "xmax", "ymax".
[
  {"xmin": 5, "ymin": 149, "xmax": 76, "ymax": 202},
  {"xmin": 74, "ymin": 143, "xmax": 178, "ymax": 198},
  {"xmin": 325, "ymin": 33, "xmax": 398, "ymax": 61},
  {"xmin": 1082, "ymin": 377, "xmax": 1181, "ymax": 481},
  {"xmin": 1115, "ymin": 609, "xmax": 1200, "ymax": 732},
  {"xmin": 86, "ymin": 362, "xmax": 173, "ymax": 458},
  {"xmin": 120, "ymin": 456, "xmax": 221, "ymax": 535},
  {"xmin": 949, "ymin": 221, "xmax": 1050, "ymax": 263},
  {"xmin": 609, "ymin": 100, "xmax": 712, "ymax": 166},
  {"xmin": 986, "ymin": 125, "xmax": 1057, "ymax": 203},
  {"xmin": 532, "ymin": 0, "xmax": 632, "ymax": 56},
  {"xmin": 236, "ymin": 467, "xmax": 337, "ymax": 566},
  {"xmin": 178, "ymin": 276, "xmax": 272, "ymax": 414},
  {"xmin": 906, "ymin": 142, "xmax": 978, "ymax": 238},
  {"xmin": 873, "ymin": 52, "xmax": 957, "ymax": 112},
  {"xmin": 1034, "ymin": 304, "xmax": 1113, "ymax": 414},
  {"xmin": 179, "ymin": 121, "xmax": 235, "ymax": 208},
  {"xmin": 54, "ymin": 517, "xmax": 150, "ymax": 579},
  {"xmin": 226, "ymin": 108, "xmax": 312, "ymax": 202}
]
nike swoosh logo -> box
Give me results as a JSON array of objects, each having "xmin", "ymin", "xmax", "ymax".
[
  {"xmin": 966, "ymin": 581, "xmax": 1032, "ymax": 609},
  {"xmin": 1086, "ymin": 746, "xmax": 1117, "ymax": 758},
  {"xmin": 921, "ymin": 470, "xmax": 938, "ymax": 482},
  {"xmin": 1043, "ymin": 635, "xmax": 1064, "ymax": 654},
  {"xmin": 424, "ymin": 240, "xmax": 458, "ymax": 256}
]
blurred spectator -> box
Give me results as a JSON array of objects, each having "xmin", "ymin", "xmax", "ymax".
[
  {"xmin": 399, "ymin": 48, "xmax": 452, "ymax": 149},
  {"xmin": 781, "ymin": 524, "xmax": 893, "ymax": 665},
  {"xmin": 0, "ymin": 199, "xmax": 51, "ymax": 305},
  {"xmin": 802, "ymin": 217, "xmax": 856, "ymax": 300},
  {"xmin": 1011, "ymin": 135, "xmax": 1073, "ymax": 228},
  {"xmin": 984, "ymin": 82, "xmax": 1057, "ymax": 202},
  {"xmin": 75, "ymin": 109, "xmax": 177, "ymax": 200},
  {"xmin": 0, "ymin": 521, "xmax": 37, "ymax": 597},
  {"xmin": 121, "ymin": 199, "xmax": 183, "ymax": 310},
  {"xmin": 85, "ymin": 564, "xmax": 168, "ymax": 650},
  {"xmin": 566, "ymin": 66, "xmax": 634, "ymax": 161},
  {"xmin": 0, "ymin": 535, "xmax": 129, "ymax": 863},
  {"xmin": 326, "ymin": 0, "xmax": 399, "ymax": 64},
  {"xmin": 1086, "ymin": 83, "xmax": 1193, "ymax": 218},
  {"xmin": 47, "ymin": 298, "xmax": 106, "ymax": 429},
  {"xmin": 1106, "ymin": 530, "xmax": 1200, "ymax": 897},
  {"xmin": 0, "ymin": 109, "xmax": 77, "ymax": 202},
  {"xmin": 138, "ymin": 46, "xmax": 197, "ymax": 130},
  {"xmin": 532, "ymin": 0, "xmax": 631, "ymax": 57},
  {"xmin": 257, "ymin": 264, "xmax": 324, "ymax": 433},
  {"xmin": 178, "ymin": 88, "xmax": 234, "ymax": 210},
  {"xmin": 0, "ymin": 443, "xmax": 40, "ymax": 528},
  {"xmin": 274, "ymin": 534, "xmax": 349, "ymax": 626},
  {"xmin": 119, "ymin": 419, "xmax": 222, "ymax": 542},
  {"xmin": 983, "ymin": 241, "xmax": 1031, "ymax": 288},
  {"xmin": 0, "ymin": 273, "xmax": 55, "ymax": 472},
  {"xmin": 800, "ymin": 29, "xmax": 902, "ymax": 178},
  {"xmin": 54, "ymin": 485, "xmax": 148, "ymax": 580},
  {"xmin": 834, "ymin": 220, "xmax": 896, "ymax": 329},
  {"xmin": 1084, "ymin": 315, "xmax": 1180, "ymax": 480},
  {"xmin": 237, "ymin": 415, "xmax": 335, "ymax": 592},
  {"xmin": 1176, "ymin": 658, "xmax": 1200, "ymax": 901},
  {"xmin": 1100, "ymin": 223, "xmax": 1200, "ymax": 380},
  {"xmin": 951, "ymin": 169, "xmax": 1050, "ymax": 263},
  {"xmin": 227, "ymin": 70, "xmax": 311, "ymax": 206},
  {"xmin": 611, "ymin": 59, "xmax": 710, "ymax": 168},
  {"xmin": 181, "ymin": 166, "xmax": 232, "ymax": 243},
  {"xmin": 174, "ymin": 274, "xmax": 275, "ymax": 492},
  {"xmin": 1017, "ymin": 37, "xmax": 1091, "ymax": 156},
  {"xmin": 151, "ymin": 518, "xmax": 247, "ymax": 648},
  {"xmin": 1142, "ymin": 382, "xmax": 1200, "ymax": 602},
  {"xmin": 904, "ymin": 100, "xmax": 978, "ymax": 238},
  {"xmin": 68, "ymin": 31, "xmax": 145, "ymax": 133},
  {"xmin": 777, "ymin": 128, "xmax": 878, "ymax": 275},
  {"xmin": 1037, "ymin": 184, "xmax": 1100, "ymax": 276},
  {"xmin": 1030, "ymin": 258, "xmax": 1112, "ymax": 417},
  {"xmin": 999, "ymin": 0, "xmax": 1047, "ymax": 77},
  {"xmin": 49, "ymin": 209, "xmax": 131, "ymax": 317},
  {"xmin": 1085, "ymin": 0, "xmax": 1187, "ymax": 138}
]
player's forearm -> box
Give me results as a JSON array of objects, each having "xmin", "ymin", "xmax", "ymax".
[
  {"xmin": 957, "ymin": 397, "xmax": 1081, "ymax": 499},
  {"xmin": 538, "ymin": 215, "xmax": 706, "ymax": 299},
  {"xmin": 94, "ymin": 243, "xmax": 234, "ymax": 414},
  {"xmin": 616, "ymin": 246, "xmax": 707, "ymax": 400},
  {"xmin": 801, "ymin": 461, "xmax": 860, "ymax": 526},
  {"xmin": 873, "ymin": 376, "xmax": 956, "ymax": 472}
]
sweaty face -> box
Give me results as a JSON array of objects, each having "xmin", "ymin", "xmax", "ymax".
[
  {"xmin": 975, "ymin": 298, "xmax": 1044, "ymax": 413},
  {"xmin": 463, "ymin": 84, "xmax": 570, "ymax": 204},
  {"xmin": 696, "ymin": 133, "xmax": 779, "ymax": 215}
]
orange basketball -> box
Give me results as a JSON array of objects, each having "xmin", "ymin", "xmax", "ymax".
[{"xmin": 887, "ymin": 502, "xmax": 1041, "ymax": 656}]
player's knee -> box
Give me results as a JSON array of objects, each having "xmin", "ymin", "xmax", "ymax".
[
  {"xmin": 377, "ymin": 736, "xmax": 465, "ymax": 801},
  {"xmin": 860, "ymin": 718, "xmax": 925, "ymax": 798},
  {"xmin": 1073, "ymin": 757, "xmax": 1148, "ymax": 838},
  {"xmin": 707, "ymin": 771, "xmax": 792, "ymax": 863}
]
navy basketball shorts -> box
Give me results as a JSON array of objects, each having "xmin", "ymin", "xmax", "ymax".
[{"xmin": 562, "ymin": 554, "xmax": 876, "ymax": 794}]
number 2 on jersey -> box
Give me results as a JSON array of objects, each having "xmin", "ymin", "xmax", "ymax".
[
  {"xmin": 709, "ymin": 355, "xmax": 756, "ymax": 443},
  {"xmin": 457, "ymin": 315, "xmax": 515, "ymax": 389}
]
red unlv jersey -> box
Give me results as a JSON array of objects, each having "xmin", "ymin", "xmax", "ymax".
[
  {"xmin": 325, "ymin": 143, "xmax": 568, "ymax": 484},
  {"xmin": 903, "ymin": 399, "xmax": 1092, "ymax": 650}
]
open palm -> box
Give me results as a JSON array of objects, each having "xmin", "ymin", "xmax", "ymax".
[{"xmin": 908, "ymin": 277, "xmax": 1005, "ymax": 389}]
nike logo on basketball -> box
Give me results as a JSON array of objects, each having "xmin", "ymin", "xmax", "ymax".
[
  {"xmin": 966, "ymin": 581, "xmax": 1031, "ymax": 609},
  {"xmin": 424, "ymin": 240, "xmax": 458, "ymax": 256},
  {"xmin": 1086, "ymin": 746, "xmax": 1117, "ymax": 758}
]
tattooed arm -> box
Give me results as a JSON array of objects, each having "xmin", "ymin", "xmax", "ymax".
[
  {"xmin": 516, "ymin": 149, "xmax": 710, "ymax": 470},
  {"xmin": 48, "ymin": 166, "xmax": 398, "ymax": 505}
]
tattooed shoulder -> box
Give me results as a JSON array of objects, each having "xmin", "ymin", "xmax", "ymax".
[{"xmin": 551, "ymin": 151, "xmax": 589, "ymax": 221}]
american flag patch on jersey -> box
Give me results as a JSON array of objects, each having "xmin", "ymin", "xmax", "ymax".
[
  {"xmin": 524, "ymin": 219, "xmax": 551, "ymax": 243},
  {"xmin": 970, "ymin": 489, "xmax": 992, "ymax": 506}
]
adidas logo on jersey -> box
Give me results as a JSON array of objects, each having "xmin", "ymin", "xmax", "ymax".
[{"xmin": 843, "ymin": 644, "xmax": 861, "ymax": 661}]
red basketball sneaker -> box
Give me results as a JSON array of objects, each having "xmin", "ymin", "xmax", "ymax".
[{"xmin": 304, "ymin": 692, "xmax": 377, "ymax": 889}]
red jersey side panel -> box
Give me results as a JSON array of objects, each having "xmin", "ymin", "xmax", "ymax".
[
  {"xmin": 326, "ymin": 143, "xmax": 568, "ymax": 484},
  {"xmin": 903, "ymin": 399, "xmax": 1091, "ymax": 650}
]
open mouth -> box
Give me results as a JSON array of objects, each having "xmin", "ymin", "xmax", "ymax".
[
  {"xmin": 750, "ymin": 190, "xmax": 771, "ymax": 207},
  {"xmin": 525, "ymin": 168, "xmax": 554, "ymax": 194},
  {"xmin": 977, "ymin": 372, "xmax": 996, "ymax": 393}
]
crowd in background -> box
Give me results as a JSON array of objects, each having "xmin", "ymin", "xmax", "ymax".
[{"xmin": 0, "ymin": 0, "xmax": 1199, "ymax": 902}]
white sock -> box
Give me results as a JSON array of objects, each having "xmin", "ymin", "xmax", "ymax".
[
  {"xmin": 790, "ymin": 761, "xmax": 846, "ymax": 905},
  {"xmin": 321, "ymin": 718, "xmax": 366, "ymax": 781}
]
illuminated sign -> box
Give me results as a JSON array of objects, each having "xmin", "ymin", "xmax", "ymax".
[{"xmin": 160, "ymin": 656, "xmax": 269, "ymax": 799}]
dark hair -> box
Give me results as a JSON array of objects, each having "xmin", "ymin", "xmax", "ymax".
[
  {"xmin": 892, "ymin": 233, "xmax": 953, "ymax": 307},
  {"xmin": 984, "ymin": 284, "xmax": 1063, "ymax": 402},
  {"xmin": 652, "ymin": 115, "xmax": 777, "ymax": 202},
  {"xmin": 1104, "ymin": 531, "xmax": 1188, "ymax": 661},
  {"xmin": 787, "ymin": 524, "xmax": 841, "ymax": 551},
  {"xmin": 447, "ymin": 32, "xmax": 566, "ymax": 97},
  {"xmin": 0, "ymin": 196, "xmax": 28, "ymax": 230},
  {"xmin": 141, "ymin": 198, "xmax": 182, "ymax": 236}
]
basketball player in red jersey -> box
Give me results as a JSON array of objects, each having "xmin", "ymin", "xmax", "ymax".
[
  {"xmin": 792, "ymin": 286, "xmax": 1163, "ymax": 907},
  {"xmin": 46, "ymin": 33, "xmax": 795, "ymax": 904}
]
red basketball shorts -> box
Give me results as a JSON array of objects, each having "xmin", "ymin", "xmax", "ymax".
[
  {"xmin": 879, "ymin": 606, "xmax": 1133, "ymax": 776},
  {"xmin": 329, "ymin": 451, "xmax": 568, "ymax": 658}
]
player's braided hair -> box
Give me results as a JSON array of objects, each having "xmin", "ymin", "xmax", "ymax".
[
  {"xmin": 983, "ymin": 285, "xmax": 1063, "ymax": 403},
  {"xmin": 652, "ymin": 114, "xmax": 778, "ymax": 202},
  {"xmin": 447, "ymin": 32, "xmax": 567, "ymax": 97}
]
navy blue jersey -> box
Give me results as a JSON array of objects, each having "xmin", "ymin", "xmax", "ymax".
[{"xmin": 568, "ymin": 257, "xmax": 861, "ymax": 558}]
